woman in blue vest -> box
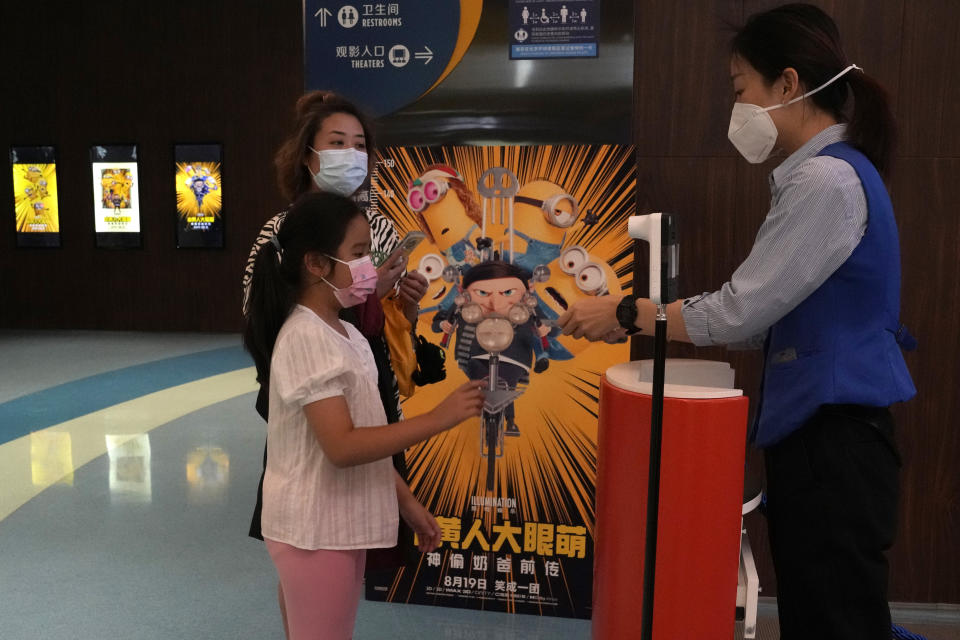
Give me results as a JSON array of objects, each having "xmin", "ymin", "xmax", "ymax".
[{"xmin": 558, "ymin": 4, "xmax": 915, "ymax": 638}]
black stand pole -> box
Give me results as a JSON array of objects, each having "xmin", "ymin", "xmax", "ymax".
[{"xmin": 640, "ymin": 312, "xmax": 668, "ymax": 640}]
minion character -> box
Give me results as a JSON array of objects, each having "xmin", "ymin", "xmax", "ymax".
[
  {"xmin": 25, "ymin": 166, "xmax": 42, "ymax": 184},
  {"xmin": 407, "ymin": 165, "xmax": 483, "ymax": 271},
  {"xmin": 509, "ymin": 179, "xmax": 580, "ymax": 274},
  {"xmin": 101, "ymin": 172, "xmax": 117, "ymax": 207},
  {"xmin": 115, "ymin": 171, "xmax": 133, "ymax": 206},
  {"xmin": 532, "ymin": 246, "xmax": 623, "ymax": 357},
  {"xmin": 409, "ymin": 243, "xmax": 460, "ymax": 328}
]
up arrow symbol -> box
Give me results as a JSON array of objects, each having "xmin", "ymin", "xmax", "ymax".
[{"xmin": 314, "ymin": 7, "xmax": 332, "ymax": 27}]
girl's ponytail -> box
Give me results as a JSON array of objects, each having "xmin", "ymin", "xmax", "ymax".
[
  {"xmin": 242, "ymin": 192, "xmax": 366, "ymax": 385},
  {"xmin": 846, "ymin": 71, "xmax": 896, "ymax": 177},
  {"xmin": 243, "ymin": 239, "xmax": 295, "ymax": 385}
]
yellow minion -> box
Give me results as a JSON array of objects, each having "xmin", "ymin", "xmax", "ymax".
[
  {"xmin": 533, "ymin": 246, "xmax": 623, "ymax": 356},
  {"xmin": 407, "ymin": 165, "xmax": 482, "ymax": 268},
  {"xmin": 509, "ymin": 179, "xmax": 580, "ymax": 273}
]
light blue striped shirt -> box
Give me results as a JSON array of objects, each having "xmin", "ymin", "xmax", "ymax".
[{"xmin": 681, "ymin": 124, "xmax": 868, "ymax": 349}]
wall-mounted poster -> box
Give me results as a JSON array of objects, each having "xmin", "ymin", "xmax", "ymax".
[
  {"xmin": 174, "ymin": 144, "xmax": 223, "ymax": 249},
  {"xmin": 364, "ymin": 144, "xmax": 635, "ymax": 619},
  {"xmin": 90, "ymin": 144, "xmax": 141, "ymax": 249},
  {"xmin": 10, "ymin": 146, "xmax": 60, "ymax": 248}
]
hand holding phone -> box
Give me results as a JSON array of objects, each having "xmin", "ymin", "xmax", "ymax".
[
  {"xmin": 377, "ymin": 231, "xmax": 427, "ymax": 298},
  {"xmin": 387, "ymin": 230, "xmax": 427, "ymax": 265}
]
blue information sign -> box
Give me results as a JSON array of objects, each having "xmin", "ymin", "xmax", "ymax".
[
  {"xmin": 304, "ymin": 1, "xmax": 461, "ymax": 117},
  {"xmin": 509, "ymin": 0, "xmax": 599, "ymax": 59}
]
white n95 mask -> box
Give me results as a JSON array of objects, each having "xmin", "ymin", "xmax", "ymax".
[
  {"xmin": 308, "ymin": 147, "xmax": 369, "ymax": 196},
  {"xmin": 728, "ymin": 63, "xmax": 861, "ymax": 164}
]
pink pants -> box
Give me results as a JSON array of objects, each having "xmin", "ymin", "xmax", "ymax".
[{"xmin": 265, "ymin": 539, "xmax": 366, "ymax": 640}]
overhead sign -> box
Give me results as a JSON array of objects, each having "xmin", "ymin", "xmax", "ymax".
[
  {"xmin": 304, "ymin": 1, "xmax": 463, "ymax": 117},
  {"xmin": 510, "ymin": 0, "xmax": 599, "ymax": 59}
]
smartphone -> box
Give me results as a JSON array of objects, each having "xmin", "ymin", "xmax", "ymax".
[{"xmin": 385, "ymin": 230, "xmax": 427, "ymax": 265}]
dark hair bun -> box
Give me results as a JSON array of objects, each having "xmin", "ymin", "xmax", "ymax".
[{"xmin": 295, "ymin": 91, "xmax": 340, "ymax": 117}]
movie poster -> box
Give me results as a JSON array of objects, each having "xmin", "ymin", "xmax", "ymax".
[
  {"xmin": 10, "ymin": 146, "xmax": 60, "ymax": 248},
  {"xmin": 365, "ymin": 144, "xmax": 635, "ymax": 619},
  {"xmin": 90, "ymin": 145, "xmax": 141, "ymax": 248},
  {"xmin": 174, "ymin": 144, "xmax": 223, "ymax": 248}
]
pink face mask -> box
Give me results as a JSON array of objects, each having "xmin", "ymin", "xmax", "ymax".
[{"xmin": 322, "ymin": 255, "xmax": 378, "ymax": 307}]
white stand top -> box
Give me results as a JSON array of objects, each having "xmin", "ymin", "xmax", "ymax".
[{"xmin": 605, "ymin": 359, "xmax": 743, "ymax": 399}]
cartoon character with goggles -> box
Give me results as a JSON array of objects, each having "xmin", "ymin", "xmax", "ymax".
[
  {"xmin": 407, "ymin": 166, "xmax": 483, "ymax": 271},
  {"xmin": 431, "ymin": 260, "xmax": 554, "ymax": 490},
  {"xmin": 508, "ymin": 179, "xmax": 582, "ymax": 273}
]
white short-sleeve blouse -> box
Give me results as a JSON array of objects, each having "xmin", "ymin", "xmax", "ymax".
[{"xmin": 261, "ymin": 305, "xmax": 399, "ymax": 550}]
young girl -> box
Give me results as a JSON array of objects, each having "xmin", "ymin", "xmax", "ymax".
[
  {"xmin": 244, "ymin": 191, "xmax": 484, "ymax": 639},
  {"xmin": 241, "ymin": 91, "xmax": 430, "ymax": 630}
]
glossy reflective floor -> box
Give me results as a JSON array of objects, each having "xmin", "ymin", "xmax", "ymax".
[
  {"xmin": 1, "ymin": 331, "xmax": 956, "ymax": 640},
  {"xmin": 0, "ymin": 331, "xmax": 595, "ymax": 640}
]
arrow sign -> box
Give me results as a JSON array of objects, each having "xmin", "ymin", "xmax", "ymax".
[
  {"xmin": 314, "ymin": 7, "xmax": 332, "ymax": 27},
  {"xmin": 414, "ymin": 46, "xmax": 433, "ymax": 64},
  {"xmin": 305, "ymin": 2, "xmax": 458, "ymax": 116}
]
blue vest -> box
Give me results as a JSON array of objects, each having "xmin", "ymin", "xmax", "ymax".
[{"xmin": 752, "ymin": 142, "xmax": 916, "ymax": 448}]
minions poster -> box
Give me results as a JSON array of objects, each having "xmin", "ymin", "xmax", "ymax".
[
  {"xmin": 364, "ymin": 144, "xmax": 635, "ymax": 619},
  {"xmin": 9, "ymin": 146, "xmax": 60, "ymax": 248},
  {"xmin": 90, "ymin": 145, "xmax": 141, "ymax": 249},
  {"xmin": 174, "ymin": 144, "xmax": 224, "ymax": 248}
]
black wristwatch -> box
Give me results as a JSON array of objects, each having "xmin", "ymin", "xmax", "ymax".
[{"xmin": 616, "ymin": 295, "xmax": 641, "ymax": 335}]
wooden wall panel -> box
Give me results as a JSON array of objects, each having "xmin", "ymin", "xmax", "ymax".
[
  {"xmin": 0, "ymin": 0, "xmax": 302, "ymax": 331},
  {"xmin": 633, "ymin": 1, "xmax": 739, "ymax": 157},
  {"xmin": 887, "ymin": 159, "xmax": 960, "ymax": 603},
  {"xmin": 897, "ymin": 0, "xmax": 960, "ymax": 157}
]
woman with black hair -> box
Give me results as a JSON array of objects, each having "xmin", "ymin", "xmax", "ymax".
[{"xmin": 558, "ymin": 5, "xmax": 915, "ymax": 638}]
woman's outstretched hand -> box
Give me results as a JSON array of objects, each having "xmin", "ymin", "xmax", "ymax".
[{"xmin": 557, "ymin": 295, "xmax": 623, "ymax": 341}]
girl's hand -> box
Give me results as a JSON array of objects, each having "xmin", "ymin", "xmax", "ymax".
[
  {"xmin": 376, "ymin": 251, "xmax": 407, "ymax": 299},
  {"xmin": 399, "ymin": 497, "xmax": 443, "ymax": 552},
  {"xmin": 430, "ymin": 380, "xmax": 485, "ymax": 429},
  {"xmin": 399, "ymin": 271, "xmax": 429, "ymax": 325}
]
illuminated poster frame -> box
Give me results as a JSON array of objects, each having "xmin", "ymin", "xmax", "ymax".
[
  {"xmin": 90, "ymin": 144, "xmax": 141, "ymax": 249},
  {"xmin": 174, "ymin": 144, "xmax": 224, "ymax": 249},
  {"xmin": 10, "ymin": 145, "xmax": 61, "ymax": 248}
]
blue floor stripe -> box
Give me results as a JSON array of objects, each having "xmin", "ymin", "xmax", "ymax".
[{"xmin": 0, "ymin": 346, "xmax": 253, "ymax": 445}]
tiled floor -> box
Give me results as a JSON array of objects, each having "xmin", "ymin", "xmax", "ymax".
[{"xmin": 0, "ymin": 330, "xmax": 956, "ymax": 639}]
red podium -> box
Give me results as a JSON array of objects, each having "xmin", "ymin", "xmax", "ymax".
[{"xmin": 592, "ymin": 359, "xmax": 749, "ymax": 640}]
